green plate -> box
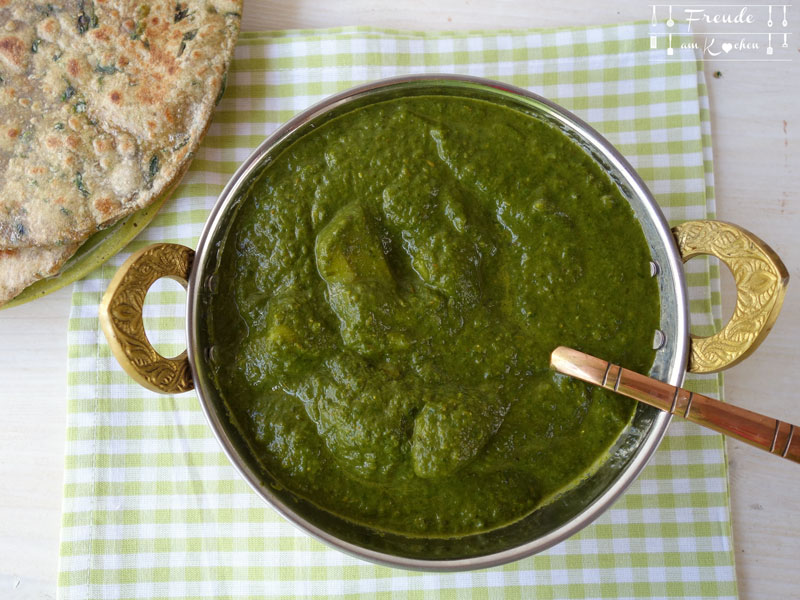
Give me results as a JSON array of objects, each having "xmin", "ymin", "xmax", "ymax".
[{"xmin": 1, "ymin": 194, "xmax": 168, "ymax": 310}]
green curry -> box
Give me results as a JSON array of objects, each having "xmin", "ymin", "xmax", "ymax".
[{"xmin": 207, "ymin": 95, "xmax": 660, "ymax": 537}]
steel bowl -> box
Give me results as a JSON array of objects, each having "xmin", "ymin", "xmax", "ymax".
[{"xmin": 99, "ymin": 74, "xmax": 787, "ymax": 570}]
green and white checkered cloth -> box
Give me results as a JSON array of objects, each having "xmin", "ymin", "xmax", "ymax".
[{"xmin": 59, "ymin": 22, "xmax": 737, "ymax": 599}]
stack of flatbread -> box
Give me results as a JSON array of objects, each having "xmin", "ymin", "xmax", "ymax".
[{"xmin": 0, "ymin": 0, "xmax": 242, "ymax": 305}]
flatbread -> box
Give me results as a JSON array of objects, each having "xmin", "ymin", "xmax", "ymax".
[
  {"xmin": 0, "ymin": 0, "xmax": 242, "ymax": 305},
  {"xmin": 0, "ymin": 242, "xmax": 80, "ymax": 302}
]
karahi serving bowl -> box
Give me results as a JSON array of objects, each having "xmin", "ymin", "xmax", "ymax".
[{"xmin": 98, "ymin": 75, "xmax": 787, "ymax": 570}]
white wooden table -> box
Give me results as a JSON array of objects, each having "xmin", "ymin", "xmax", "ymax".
[{"xmin": 1, "ymin": 2, "xmax": 797, "ymax": 598}]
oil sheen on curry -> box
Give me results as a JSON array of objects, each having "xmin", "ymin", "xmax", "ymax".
[{"xmin": 208, "ymin": 95, "xmax": 660, "ymax": 537}]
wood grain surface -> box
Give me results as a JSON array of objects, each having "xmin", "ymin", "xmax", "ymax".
[{"xmin": 0, "ymin": 2, "xmax": 797, "ymax": 598}]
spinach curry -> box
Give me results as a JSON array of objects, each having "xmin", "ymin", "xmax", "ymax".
[{"xmin": 208, "ymin": 95, "xmax": 660, "ymax": 537}]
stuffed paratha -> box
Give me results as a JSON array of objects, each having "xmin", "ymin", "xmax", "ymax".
[{"xmin": 0, "ymin": 0, "xmax": 241, "ymax": 304}]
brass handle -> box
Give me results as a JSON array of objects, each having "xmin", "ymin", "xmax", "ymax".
[
  {"xmin": 99, "ymin": 243, "xmax": 195, "ymax": 394},
  {"xmin": 551, "ymin": 347, "xmax": 800, "ymax": 464},
  {"xmin": 672, "ymin": 220, "xmax": 789, "ymax": 373}
]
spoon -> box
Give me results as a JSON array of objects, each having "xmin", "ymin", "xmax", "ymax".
[
  {"xmin": 768, "ymin": 5, "xmax": 774, "ymax": 27},
  {"xmin": 667, "ymin": 5, "xmax": 675, "ymax": 27},
  {"xmin": 550, "ymin": 346, "xmax": 800, "ymax": 464},
  {"xmin": 783, "ymin": 5, "xmax": 788, "ymax": 27}
]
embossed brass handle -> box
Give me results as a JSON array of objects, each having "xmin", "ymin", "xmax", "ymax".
[
  {"xmin": 673, "ymin": 220, "xmax": 789, "ymax": 374},
  {"xmin": 551, "ymin": 347, "xmax": 800, "ymax": 464},
  {"xmin": 99, "ymin": 243, "xmax": 195, "ymax": 394}
]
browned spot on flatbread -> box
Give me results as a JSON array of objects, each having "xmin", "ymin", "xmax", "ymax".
[
  {"xmin": 93, "ymin": 137, "xmax": 114, "ymax": 153},
  {"xmin": 45, "ymin": 136, "xmax": 60, "ymax": 149},
  {"xmin": 0, "ymin": 36, "xmax": 26, "ymax": 69},
  {"xmin": 136, "ymin": 86, "xmax": 153, "ymax": 105},
  {"xmin": 42, "ymin": 18, "xmax": 58, "ymax": 35},
  {"xmin": 151, "ymin": 16, "xmax": 160, "ymax": 25},
  {"xmin": 110, "ymin": 90, "xmax": 121, "ymax": 103},
  {"xmin": 29, "ymin": 166, "xmax": 46, "ymax": 176},
  {"xmin": 68, "ymin": 58, "xmax": 81, "ymax": 77},
  {"xmin": 119, "ymin": 55, "xmax": 129, "ymax": 66},
  {"xmin": 141, "ymin": 46, "xmax": 177, "ymax": 97},
  {"xmin": 92, "ymin": 28, "xmax": 110, "ymax": 42},
  {"xmin": 66, "ymin": 135, "xmax": 79, "ymax": 149},
  {"xmin": 94, "ymin": 196, "xmax": 115, "ymax": 217},
  {"xmin": 7, "ymin": 128, "xmax": 19, "ymax": 139}
]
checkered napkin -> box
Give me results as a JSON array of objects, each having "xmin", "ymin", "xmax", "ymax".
[{"xmin": 59, "ymin": 23, "xmax": 737, "ymax": 599}]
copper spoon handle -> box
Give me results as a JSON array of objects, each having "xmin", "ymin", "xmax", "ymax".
[{"xmin": 550, "ymin": 346, "xmax": 800, "ymax": 464}]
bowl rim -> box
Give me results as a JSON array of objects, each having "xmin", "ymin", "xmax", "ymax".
[{"xmin": 186, "ymin": 73, "xmax": 690, "ymax": 571}]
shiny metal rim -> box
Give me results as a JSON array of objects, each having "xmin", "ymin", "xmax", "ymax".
[{"xmin": 185, "ymin": 74, "xmax": 690, "ymax": 571}]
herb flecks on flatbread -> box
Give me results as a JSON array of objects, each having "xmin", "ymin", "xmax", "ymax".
[{"xmin": 0, "ymin": 0, "xmax": 241, "ymax": 305}]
